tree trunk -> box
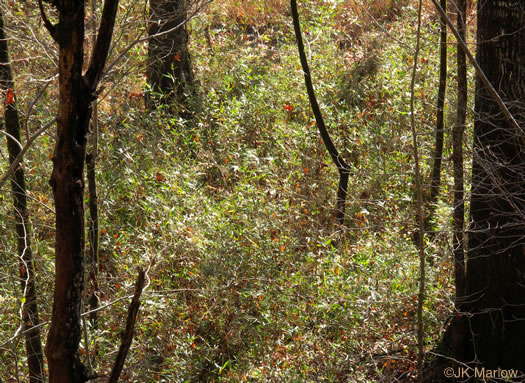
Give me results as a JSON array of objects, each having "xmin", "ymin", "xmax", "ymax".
[
  {"xmin": 0, "ymin": 10, "xmax": 45, "ymax": 383},
  {"xmin": 450, "ymin": 0, "xmax": 525, "ymax": 372},
  {"xmin": 290, "ymin": 0, "xmax": 351, "ymax": 225},
  {"xmin": 87, "ymin": 0, "xmax": 100, "ymax": 331},
  {"xmin": 42, "ymin": 0, "xmax": 120, "ymax": 380},
  {"xmin": 147, "ymin": 0, "xmax": 194, "ymax": 111},
  {"xmin": 452, "ymin": 0, "xmax": 466, "ymax": 304},
  {"xmin": 426, "ymin": 0, "xmax": 447, "ymax": 229},
  {"xmin": 45, "ymin": 2, "xmax": 91, "ymax": 380}
]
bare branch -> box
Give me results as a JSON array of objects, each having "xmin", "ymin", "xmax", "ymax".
[
  {"xmin": 37, "ymin": 0, "xmax": 58, "ymax": 42},
  {"xmin": 84, "ymin": 0, "xmax": 120, "ymax": 88},
  {"xmin": 0, "ymin": 117, "xmax": 56, "ymax": 191}
]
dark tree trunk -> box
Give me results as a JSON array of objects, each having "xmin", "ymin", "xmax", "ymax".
[
  {"xmin": 452, "ymin": 0, "xmax": 466, "ymax": 304},
  {"xmin": 291, "ymin": 0, "xmax": 351, "ymax": 225},
  {"xmin": 107, "ymin": 269, "xmax": 146, "ymax": 383},
  {"xmin": 446, "ymin": 0, "xmax": 525, "ymax": 374},
  {"xmin": 426, "ymin": 0, "xmax": 447, "ymax": 229},
  {"xmin": 147, "ymin": 0, "xmax": 194, "ymax": 111},
  {"xmin": 86, "ymin": 140, "xmax": 99, "ymax": 329},
  {"xmin": 45, "ymin": 2, "xmax": 91, "ymax": 380},
  {"xmin": 40, "ymin": 0, "xmax": 120, "ymax": 380},
  {"xmin": 87, "ymin": 0, "xmax": 100, "ymax": 330},
  {"xmin": 0, "ymin": 10, "xmax": 45, "ymax": 383}
]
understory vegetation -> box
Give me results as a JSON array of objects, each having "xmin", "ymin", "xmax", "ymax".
[{"xmin": 0, "ymin": 0, "xmax": 475, "ymax": 381}]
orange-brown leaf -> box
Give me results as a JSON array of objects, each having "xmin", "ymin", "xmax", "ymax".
[{"xmin": 5, "ymin": 88, "xmax": 14, "ymax": 106}]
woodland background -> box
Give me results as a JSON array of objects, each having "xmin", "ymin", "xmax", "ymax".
[{"xmin": 0, "ymin": 0, "xmax": 482, "ymax": 381}]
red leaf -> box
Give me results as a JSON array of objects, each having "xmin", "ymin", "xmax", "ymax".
[
  {"xmin": 5, "ymin": 88, "xmax": 14, "ymax": 106},
  {"xmin": 283, "ymin": 103, "xmax": 293, "ymax": 112}
]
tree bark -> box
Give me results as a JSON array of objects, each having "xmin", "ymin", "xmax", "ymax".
[
  {"xmin": 147, "ymin": 0, "xmax": 194, "ymax": 111},
  {"xmin": 41, "ymin": 0, "xmax": 120, "ymax": 380},
  {"xmin": 449, "ymin": 0, "xmax": 525, "ymax": 372},
  {"xmin": 45, "ymin": 1, "xmax": 91, "ymax": 380},
  {"xmin": 0, "ymin": 10, "xmax": 45, "ymax": 383}
]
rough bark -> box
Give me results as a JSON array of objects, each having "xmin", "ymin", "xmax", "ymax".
[
  {"xmin": 0, "ymin": 10, "xmax": 45, "ymax": 383},
  {"xmin": 291, "ymin": 0, "xmax": 351, "ymax": 225},
  {"xmin": 437, "ymin": 0, "xmax": 525, "ymax": 375},
  {"xmin": 460, "ymin": 0, "xmax": 525, "ymax": 371},
  {"xmin": 147, "ymin": 0, "xmax": 194, "ymax": 110},
  {"xmin": 41, "ymin": 0, "xmax": 120, "ymax": 381},
  {"xmin": 45, "ymin": 1, "xmax": 91, "ymax": 380}
]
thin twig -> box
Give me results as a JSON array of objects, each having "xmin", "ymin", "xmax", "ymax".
[{"xmin": 0, "ymin": 117, "xmax": 56, "ymax": 191}]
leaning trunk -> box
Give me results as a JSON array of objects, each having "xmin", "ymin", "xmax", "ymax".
[
  {"xmin": 0, "ymin": 9, "xmax": 45, "ymax": 383},
  {"xmin": 291, "ymin": 0, "xmax": 351, "ymax": 225}
]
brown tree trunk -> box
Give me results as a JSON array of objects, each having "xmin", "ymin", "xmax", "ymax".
[
  {"xmin": 452, "ymin": 0, "xmax": 466, "ymax": 304},
  {"xmin": 426, "ymin": 0, "xmax": 447, "ymax": 229},
  {"xmin": 45, "ymin": 1, "xmax": 91, "ymax": 380},
  {"xmin": 0, "ymin": 10, "xmax": 45, "ymax": 383},
  {"xmin": 147, "ymin": 0, "xmax": 194, "ymax": 111},
  {"xmin": 445, "ymin": 0, "xmax": 525, "ymax": 373},
  {"xmin": 87, "ymin": 0, "xmax": 100, "ymax": 331},
  {"xmin": 41, "ymin": 0, "xmax": 120, "ymax": 380}
]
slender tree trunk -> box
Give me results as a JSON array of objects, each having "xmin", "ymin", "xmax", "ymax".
[
  {"xmin": 452, "ymin": 0, "xmax": 466, "ymax": 304},
  {"xmin": 107, "ymin": 269, "xmax": 146, "ymax": 383},
  {"xmin": 87, "ymin": 0, "xmax": 100, "ymax": 330},
  {"xmin": 425, "ymin": 0, "xmax": 447, "ymax": 229},
  {"xmin": 290, "ymin": 0, "xmax": 351, "ymax": 225},
  {"xmin": 86, "ymin": 131, "xmax": 99, "ymax": 328},
  {"xmin": 0, "ymin": 10, "xmax": 45, "ymax": 383},
  {"xmin": 408, "ymin": 1, "xmax": 426, "ymax": 378},
  {"xmin": 147, "ymin": 0, "xmax": 194, "ymax": 111}
]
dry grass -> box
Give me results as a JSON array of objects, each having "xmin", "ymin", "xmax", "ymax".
[
  {"xmin": 208, "ymin": 0, "xmax": 415, "ymax": 40},
  {"xmin": 209, "ymin": 0, "xmax": 289, "ymax": 27},
  {"xmin": 335, "ymin": 0, "xmax": 413, "ymax": 41}
]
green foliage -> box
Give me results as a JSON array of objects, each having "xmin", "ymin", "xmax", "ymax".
[{"xmin": 0, "ymin": 0, "xmax": 475, "ymax": 381}]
